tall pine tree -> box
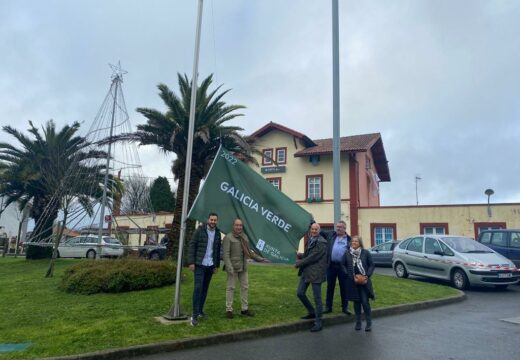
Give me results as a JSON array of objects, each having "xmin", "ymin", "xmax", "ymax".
[{"xmin": 150, "ymin": 176, "xmax": 175, "ymax": 212}]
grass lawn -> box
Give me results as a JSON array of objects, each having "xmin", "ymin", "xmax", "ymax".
[{"xmin": 0, "ymin": 258, "xmax": 458, "ymax": 359}]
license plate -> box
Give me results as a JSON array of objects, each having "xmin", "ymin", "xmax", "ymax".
[{"xmin": 498, "ymin": 273, "xmax": 512, "ymax": 278}]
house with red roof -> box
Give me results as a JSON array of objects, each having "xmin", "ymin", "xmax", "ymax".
[{"xmin": 248, "ymin": 122, "xmax": 520, "ymax": 246}]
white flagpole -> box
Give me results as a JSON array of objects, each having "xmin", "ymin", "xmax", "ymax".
[
  {"xmin": 164, "ymin": 0, "xmax": 204, "ymax": 320},
  {"xmin": 332, "ymin": 0, "xmax": 341, "ymax": 225}
]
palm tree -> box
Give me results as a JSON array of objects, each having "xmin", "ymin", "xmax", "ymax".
[
  {"xmin": 0, "ymin": 120, "xmax": 116, "ymax": 259},
  {"xmin": 124, "ymin": 73, "xmax": 254, "ymax": 257}
]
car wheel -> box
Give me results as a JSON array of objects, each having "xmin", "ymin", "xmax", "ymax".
[
  {"xmin": 86, "ymin": 249, "xmax": 96, "ymax": 259},
  {"xmin": 56, "ymin": 250, "xmax": 61, "ymax": 258},
  {"xmin": 451, "ymin": 269, "xmax": 469, "ymax": 290},
  {"xmin": 149, "ymin": 251, "xmax": 161, "ymax": 261},
  {"xmin": 495, "ymin": 284, "xmax": 508, "ymax": 290},
  {"xmin": 394, "ymin": 262, "xmax": 408, "ymax": 278}
]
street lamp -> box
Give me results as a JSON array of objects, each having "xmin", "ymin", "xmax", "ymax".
[
  {"xmin": 415, "ymin": 176, "xmax": 421, "ymax": 206},
  {"xmin": 485, "ymin": 188, "xmax": 494, "ymax": 218}
]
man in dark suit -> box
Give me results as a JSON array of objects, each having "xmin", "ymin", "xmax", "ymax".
[
  {"xmin": 187, "ymin": 212, "xmax": 221, "ymax": 326},
  {"xmin": 295, "ymin": 222, "xmax": 328, "ymax": 332},
  {"xmin": 322, "ymin": 220, "xmax": 352, "ymax": 315}
]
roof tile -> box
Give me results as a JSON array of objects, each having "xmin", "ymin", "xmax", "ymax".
[{"xmin": 294, "ymin": 133, "xmax": 381, "ymax": 156}]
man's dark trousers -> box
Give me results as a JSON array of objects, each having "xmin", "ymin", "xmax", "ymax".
[
  {"xmin": 297, "ymin": 277, "xmax": 323, "ymax": 319},
  {"xmin": 192, "ymin": 265, "xmax": 214, "ymax": 317},
  {"xmin": 325, "ymin": 262, "xmax": 349, "ymax": 312}
]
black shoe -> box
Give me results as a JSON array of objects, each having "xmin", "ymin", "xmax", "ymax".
[
  {"xmin": 323, "ymin": 308, "xmax": 332, "ymax": 314},
  {"xmin": 225, "ymin": 311, "xmax": 233, "ymax": 319},
  {"xmin": 365, "ymin": 323, "xmax": 372, "ymax": 332},
  {"xmin": 310, "ymin": 322, "xmax": 322, "ymax": 332},
  {"xmin": 241, "ymin": 309, "xmax": 255, "ymax": 317},
  {"xmin": 300, "ymin": 313, "xmax": 316, "ymax": 320},
  {"xmin": 355, "ymin": 322, "xmax": 362, "ymax": 331},
  {"xmin": 342, "ymin": 309, "xmax": 352, "ymax": 315}
]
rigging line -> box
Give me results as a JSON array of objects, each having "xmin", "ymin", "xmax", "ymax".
[
  {"xmin": 118, "ymin": 175, "xmax": 176, "ymax": 180},
  {"xmin": 211, "ymin": 0, "xmax": 219, "ymax": 84},
  {"xmin": 86, "ymin": 86, "xmax": 113, "ymax": 133},
  {"xmin": 110, "ymin": 159, "xmax": 142, "ymax": 167},
  {"xmin": 63, "ymin": 207, "xmax": 90, "ymax": 224}
]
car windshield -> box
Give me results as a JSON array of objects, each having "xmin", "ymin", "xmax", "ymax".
[{"xmin": 441, "ymin": 237, "xmax": 493, "ymax": 253}]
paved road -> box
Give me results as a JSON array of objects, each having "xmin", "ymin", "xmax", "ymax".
[{"xmin": 137, "ymin": 268, "xmax": 519, "ymax": 360}]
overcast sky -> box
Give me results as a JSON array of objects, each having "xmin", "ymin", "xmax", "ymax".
[{"xmin": 1, "ymin": 0, "xmax": 519, "ymax": 207}]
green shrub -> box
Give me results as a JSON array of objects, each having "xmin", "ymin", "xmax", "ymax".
[
  {"xmin": 25, "ymin": 244, "xmax": 53, "ymax": 259},
  {"xmin": 60, "ymin": 259, "xmax": 176, "ymax": 294}
]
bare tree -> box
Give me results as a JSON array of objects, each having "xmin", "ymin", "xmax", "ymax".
[{"xmin": 121, "ymin": 177, "xmax": 151, "ymax": 214}]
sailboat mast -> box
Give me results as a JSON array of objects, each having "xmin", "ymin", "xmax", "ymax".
[{"xmin": 97, "ymin": 74, "xmax": 120, "ymax": 245}]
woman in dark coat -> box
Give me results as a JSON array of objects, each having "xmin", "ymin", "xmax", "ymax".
[{"xmin": 342, "ymin": 235, "xmax": 375, "ymax": 331}]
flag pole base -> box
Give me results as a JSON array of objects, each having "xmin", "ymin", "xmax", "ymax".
[
  {"xmin": 155, "ymin": 315, "xmax": 189, "ymax": 325},
  {"xmin": 161, "ymin": 314, "xmax": 189, "ymax": 321}
]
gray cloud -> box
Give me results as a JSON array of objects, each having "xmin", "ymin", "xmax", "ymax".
[{"xmin": 1, "ymin": 0, "xmax": 518, "ymax": 207}]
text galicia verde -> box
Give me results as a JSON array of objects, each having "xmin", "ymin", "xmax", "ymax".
[{"xmin": 220, "ymin": 181, "xmax": 293, "ymax": 233}]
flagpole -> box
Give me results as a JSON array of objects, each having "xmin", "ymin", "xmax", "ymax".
[
  {"xmin": 164, "ymin": 0, "xmax": 204, "ymax": 320},
  {"xmin": 332, "ymin": 0, "xmax": 341, "ymax": 225}
]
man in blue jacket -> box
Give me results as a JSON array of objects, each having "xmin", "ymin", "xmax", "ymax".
[{"xmin": 323, "ymin": 220, "xmax": 352, "ymax": 315}]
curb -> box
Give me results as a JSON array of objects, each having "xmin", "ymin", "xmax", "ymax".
[{"xmin": 44, "ymin": 291, "xmax": 465, "ymax": 360}]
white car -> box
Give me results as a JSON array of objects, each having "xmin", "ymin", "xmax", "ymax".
[{"xmin": 58, "ymin": 235, "xmax": 123, "ymax": 259}]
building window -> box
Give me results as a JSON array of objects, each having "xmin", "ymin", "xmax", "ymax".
[
  {"xmin": 370, "ymin": 223, "xmax": 397, "ymax": 246},
  {"xmin": 473, "ymin": 222, "xmax": 506, "ymax": 239},
  {"xmin": 275, "ymin": 147, "xmax": 287, "ymax": 164},
  {"xmin": 262, "ymin": 148, "xmax": 273, "ymax": 166},
  {"xmin": 365, "ymin": 156, "xmax": 371, "ymax": 169},
  {"xmin": 420, "ymin": 223, "xmax": 449, "ymax": 235},
  {"xmin": 424, "ymin": 227, "xmax": 445, "ymax": 235},
  {"xmin": 306, "ymin": 175, "xmax": 323, "ymax": 201},
  {"xmin": 266, "ymin": 177, "xmax": 281, "ymax": 190}
]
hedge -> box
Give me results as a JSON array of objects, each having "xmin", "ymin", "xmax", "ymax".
[
  {"xmin": 60, "ymin": 259, "xmax": 176, "ymax": 294},
  {"xmin": 25, "ymin": 244, "xmax": 53, "ymax": 259}
]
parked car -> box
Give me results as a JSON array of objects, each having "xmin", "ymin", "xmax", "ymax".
[
  {"xmin": 477, "ymin": 229, "xmax": 520, "ymax": 267},
  {"xmin": 57, "ymin": 235, "xmax": 124, "ymax": 259},
  {"xmin": 369, "ymin": 240, "xmax": 400, "ymax": 266},
  {"xmin": 138, "ymin": 245, "xmax": 167, "ymax": 260},
  {"xmin": 392, "ymin": 235, "xmax": 520, "ymax": 290}
]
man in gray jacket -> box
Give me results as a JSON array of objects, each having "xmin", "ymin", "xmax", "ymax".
[
  {"xmin": 222, "ymin": 218, "xmax": 265, "ymax": 319},
  {"xmin": 295, "ymin": 222, "xmax": 328, "ymax": 332}
]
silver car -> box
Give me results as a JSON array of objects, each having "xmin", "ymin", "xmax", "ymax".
[
  {"xmin": 392, "ymin": 235, "xmax": 520, "ymax": 290},
  {"xmin": 369, "ymin": 240, "xmax": 400, "ymax": 267},
  {"xmin": 58, "ymin": 235, "xmax": 124, "ymax": 259}
]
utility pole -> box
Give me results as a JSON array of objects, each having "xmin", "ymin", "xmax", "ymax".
[
  {"xmin": 332, "ymin": 0, "xmax": 341, "ymax": 226},
  {"xmin": 164, "ymin": 0, "xmax": 204, "ymax": 321},
  {"xmin": 485, "ymin": 188, "xmax": 494, "ymax": 218},
  {"xmin": 415, "ymin": 176, "xmax": 421, "ymax": 206}
]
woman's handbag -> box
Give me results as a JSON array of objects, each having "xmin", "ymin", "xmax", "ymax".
[{"xmin": 354, "ymin": 274, "xmax": 368, "ymax": 285}]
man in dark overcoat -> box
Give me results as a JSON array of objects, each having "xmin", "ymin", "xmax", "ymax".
[
  {"xmin": 295, "ymin": 222, "xmax": 328, "ymax": 332},
  {"xmin": 187, "ymin": 212, "xmax": 221, "ymax": 326}
]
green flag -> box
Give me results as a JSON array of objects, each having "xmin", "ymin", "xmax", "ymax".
[{"xmin": 188, "ymin": 147, "xmax": 312, "ymax": 264}]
